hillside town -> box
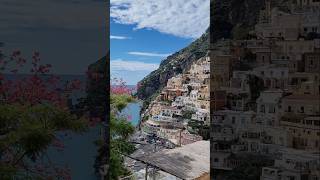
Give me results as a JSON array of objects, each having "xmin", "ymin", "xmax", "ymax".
[
  {"xmin": 210, "ymin": 0, "xmax": 320, "ymax": 179},
  {"xmin": 141, "ymin": 55, "xmax": 210, "ymax": 145},
  {"xmin": 124, "ymin": 54, "xmax": 211, "ymax": 179}
]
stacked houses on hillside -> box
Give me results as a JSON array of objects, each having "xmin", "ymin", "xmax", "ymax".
[
  {"xmin": 211, "ymin": 1, "xmax": 320, "ymax": 179},
  {"xmin": 141, "ymin": 56, "xmax": 210, "ymax": 146}
]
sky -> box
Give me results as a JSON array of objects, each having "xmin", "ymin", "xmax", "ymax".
[
  {"xmin": 0, "ymin": 0, "xmax": 107, "ymax": 75},
  {"xmin": 110, "ymin": 0, "xmax": 210, "ymax": 85}
]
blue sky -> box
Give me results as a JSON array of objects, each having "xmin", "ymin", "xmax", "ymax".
[
  {"xmin": 110, "ymin": 22, "xmax": 193, "ymax": 85},
  {"xmin": 110, "ymin": 0, "xmax": 209, "ymax": 85},
  {"xmin": 0, "ymin": 0, "xmax": 106, "ymax": 75}
]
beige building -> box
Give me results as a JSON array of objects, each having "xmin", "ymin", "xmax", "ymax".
[
  {"xmin": 288, "ymin": 72, "xmax": 319, "ymax": 93},
  {"xmin": 251, "ymin": 65, "xmax": 289, "ymax": 90},
  {"xmin": 256, "ymin": 8, "xmax": 301, "ymax": 40},
  {"xmin": 261, "ymin": 149, "xmax": 320, "ymax": 180},
  {"xmin": 293, "ymin": 80, "xmax": 320, "ymax": 95},
  {"xmin": 296, "ymin": 0, "xmax": 320, "ymax": 7},
  {"xmin": 304, "ymin": 52, "xmax": 320, "ymax": 73},
  {"xmin": 211, "ymin": 55, "xmax": 233, "ymax": 89},
  {"xmin": 272, "ymin": 40, "xmax": 315, "ymax": 72},
  {"xmin": 256, "ymin": 3, "xmax": 320, "ymax": 40},
  {"xmin": 280, "ymin": 115, "xmax": 320, "ymax": 151},
  {"xmin": 281, "ymin": 94, "xmax": 320, "ymax": 116},
  {"xmin": 148, "ymin": 101, "xmax": 169, "ymax": 117},
  {"xmin": 166, "ymin": 75, "xmax": 184, "ymax": 89}
]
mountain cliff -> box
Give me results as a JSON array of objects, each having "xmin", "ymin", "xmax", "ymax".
[{"xmin": 136, "ymin": 31, "xmax": 209, "ymax": 101}]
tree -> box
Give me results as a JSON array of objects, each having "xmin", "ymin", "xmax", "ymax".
[
  {"xmin": 182, "ymin": 109, "xmax": 195, "ymax": 119},
  {"xmin": 94, "ymin": 78, "xmax": 136, "ymax": 179},
  {"xmin": 0, "ymin": 51, "xmax": 87, "ymax": 179},
  {"xmin": 187, "ymin": 119, "xmax": 210, "ymax": 140},
  {"xmin": 248, "ymin": 75, "xmax": 265, "ymax": 101}
]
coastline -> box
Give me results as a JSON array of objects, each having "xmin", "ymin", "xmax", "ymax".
[{"xmin": 136, "ymin": 100, "xmax": 143, "ymax": 131}]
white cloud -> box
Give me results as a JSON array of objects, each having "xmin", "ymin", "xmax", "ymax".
[
  {"xmin": 110, "ymin": 0, "xmax": 209, "ymax": 39},
  {"xmin": 128, "ymin": 51, "xmax": 170, "ymax": 57},
  {"xmin": 111, "ymin": 59, "xmax": 159, "ymax": 71},
  {"xmin": 110, "ymin": 35, "xmax": 131, "ymax": 40}
]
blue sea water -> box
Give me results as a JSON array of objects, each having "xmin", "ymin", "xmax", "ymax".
[
  {"xmin": 120, "ymin": 102, "xmax": 142, "ymax": 127},
  {"xmin": 47, "ymin": 126, "xmax": 101, "ymax": 180}
]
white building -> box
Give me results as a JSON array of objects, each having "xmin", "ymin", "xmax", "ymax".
[
  {"xmin": 261, "ymin": 149, "xmax": 320, "ymax": 180},
  {"xmin": 191, "ymin": 109, "xmax": 210, "ymax": 125},
  {"xmin": 256, "ymin": 90, "xmax": 284, "ymax": 126}
]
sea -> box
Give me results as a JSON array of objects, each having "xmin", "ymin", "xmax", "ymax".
[
  {"xmin": 116, "ymin": 85, "xmax": 142, "ymax": 127},
  {"xmin": 120, "ymin": 102, "xmax": 142, "ymax": 127},
  {"xmin": 3, "ymin": 76, "xmax": 142, "ymax": 179},
  {"xmin": 3, "ymin": 74, "xmax": 101, "ymax": 180}
]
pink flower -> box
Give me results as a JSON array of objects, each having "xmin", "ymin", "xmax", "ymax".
[{"xmin": 110, "ymin": 78, "xmax": 133, "ymax": 95}]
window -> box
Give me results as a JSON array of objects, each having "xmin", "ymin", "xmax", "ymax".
[
  {"xmin": 289, "ymin": 176, "xmax": 295, "ymax": 180},
  {"xmin": 241, "ymin": 118, "xmax": 245, "ymax": 124},
  {"xmin": 312, "ymin": 27, "xmax": 316, "ymax": 32},
  {"xmin": 214, "ymin": 158, "xmax": 219, "ymax": 162},
  {"xmin": 300, "ymin": 106, "xmax": 304, "ymax": 113},
  {"xmin": 269, "ymin": 105, "xmax": 275, "ymax": 113},
  {"xmin": 260, "ymin": 105, "xmax": 265, "ymax": 113},
  {"xmin": 232, "ymin": 117, "xmax": 236, "ymax": 124},
  {"xmin": 289, "ymin": 46, "xmax": 293, "ymax": 53},
  {"xmin": 288, "ymin": 106, "xmax": 292, "ymax": 112}
]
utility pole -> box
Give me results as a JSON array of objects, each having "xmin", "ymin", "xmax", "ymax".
[
  {"xmin": 145, "ymin": 164, "xmax": 149, "ymax": 180},
  {"xmin": 152, "ymin": 168, "xmax": 156, "ymax": 180},
  {"xmin": 179, "ymin": 129, "xmax": 182, "ymax": 146}
]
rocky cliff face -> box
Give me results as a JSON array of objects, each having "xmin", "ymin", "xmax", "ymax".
[{"xmin": 136, "ymin": 31, "xmax": 209, "ymax": 101}]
